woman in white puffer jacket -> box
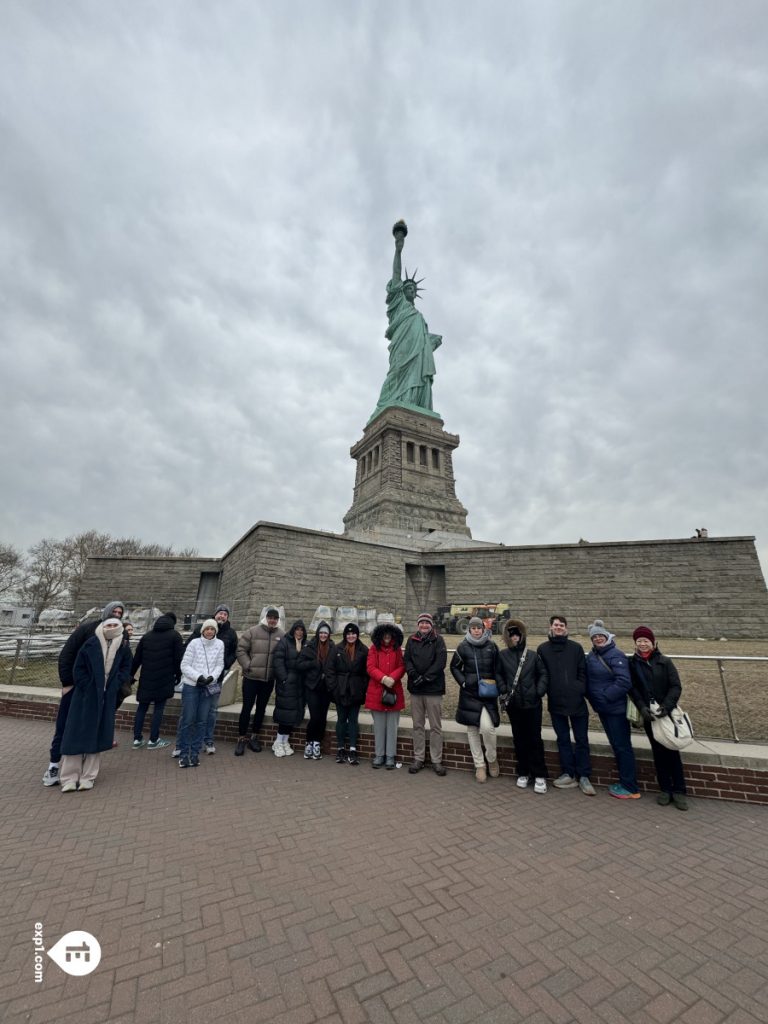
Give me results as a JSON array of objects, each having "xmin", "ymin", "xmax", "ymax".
[{"xmin": 178, "ymin": 619, "xmax": 224, "ymax": 768}]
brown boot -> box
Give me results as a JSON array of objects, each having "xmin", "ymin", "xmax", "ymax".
[
  {"xmin": 487, "ymin": 760, "xmax": 500, "ymax": 778},
  {"xmin": 475, "ymin": 766, "xmax": 487, "ymax": 783}
]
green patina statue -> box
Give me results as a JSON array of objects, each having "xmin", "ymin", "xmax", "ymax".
[{"xmin": 368, "ymin": 221, "xmax": 442, "ymax": 423}]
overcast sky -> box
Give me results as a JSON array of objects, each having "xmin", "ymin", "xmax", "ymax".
[{"xmin": 2, "ymin": 1, "xmax": 767, "ymax": 575}]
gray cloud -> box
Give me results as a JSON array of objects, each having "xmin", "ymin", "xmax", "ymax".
[{"xmin": 1, "ymin": 1, "xmax": 766, "ymax": 575}]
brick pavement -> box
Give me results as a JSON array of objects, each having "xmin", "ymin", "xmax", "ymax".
[{"xmin": 3, "ymin": 717, "xmax": 768, "ymax": 1024}]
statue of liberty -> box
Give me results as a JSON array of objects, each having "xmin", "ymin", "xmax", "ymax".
[{"xmin": 368, "ymin": 221, "xmax": 442, "ymax": 423}]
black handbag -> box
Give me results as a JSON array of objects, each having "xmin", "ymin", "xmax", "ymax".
[{"xmin": 381, "ymin": 688, "xmax": 397, "ymax": 707}]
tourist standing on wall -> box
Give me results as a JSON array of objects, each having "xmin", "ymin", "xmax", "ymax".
[
  {"xmin": 174, "ymin": 604, "xmax": 237, "ymax": 756},
  {"xmin": 178, "ymin": 619, "xmax": 224, "ymax": 768},
  {"xmin": 537, "ymin": 615, "xmax": 595, "ymax": 796},
  {"xmin": 43, "ymin": 600, "xmax": 125, "ymax": 787},
  {"xmin": 585, "ymin": 619, "xmax": 640, "ymax": 799},
  {"xmin": 59, "ymin": 617, "xmax": 132, "ymax": 791},
  {"xmin": 497, "ymin": 618, "xmax": 549, "ymax": 793},
  {"xmin": 629, "ymin": 625, "xmax": 688, "ymax": 811},
  {"xmin": 272, "ymin": 620, "xmax": 308, "ymax": 757},
  {"xmin": 235, "ymin": 608, "xmax": 284, "ymax": 756},
  {"xmin": 365, "ymin": 623, "xmax": 406, "ymax": 769},
  {"xmin": 297, "ymin": 621, "xmax": 334, "ymax": 760},
  {"xmin": 130, "ymin": 612, "xmax": 184, "ymax": 749},
  {"xmin": 450, "ymin": 617, "xmax": 500, "ymax": 783},
  {"xmin": 404, "ymin": 613, "xmax": 447, "ymax": 776},
  {"xmin": 326, "ymin": 622, "xmax": 369, "ymax": 765}
]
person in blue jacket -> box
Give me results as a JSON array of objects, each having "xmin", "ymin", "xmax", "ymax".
[{"xmin": 584, "ymin": 619, "xmax": 640, "ymax": 799}]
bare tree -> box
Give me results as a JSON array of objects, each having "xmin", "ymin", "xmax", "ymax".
[
  {"xmin": 0, "ymin": 544, "xmax": 26, "ymax": 599},
  {"xmin": 20, "ymin": 539, "xmax": 72, "ymax": 613}
]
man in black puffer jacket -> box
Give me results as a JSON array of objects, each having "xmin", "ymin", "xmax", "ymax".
[
  {"xmin": 130, "ymin": 612, "xmax": 184, "ymax": 748},
  {"xmin": 497, "ymin": 618, "xmax": 549, "ymax": 793},
  {"xmin": 537, "ymin": 615, "xmax": 594, "ymax": 796},
  {"xmin": 404, "ymin": 613, "xmax": 447, "ymax": 776}
]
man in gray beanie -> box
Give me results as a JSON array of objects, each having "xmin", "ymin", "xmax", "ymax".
[{"xmin": 43, "ymin": 600, "xmax": 125, "ymax": 786}]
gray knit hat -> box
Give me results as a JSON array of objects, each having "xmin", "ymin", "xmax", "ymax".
[
  {"xmin": 588, "ymin": 619, "xmax": 610, "ymax": 639},
  {"xmin": 468, "ymin": 616, "xmax": 484, "ymax": 629}
]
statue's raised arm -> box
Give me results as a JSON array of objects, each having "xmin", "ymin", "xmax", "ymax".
[{"xmin": 368, "ymin": 221, "xmax": 442, "ymax": 424}]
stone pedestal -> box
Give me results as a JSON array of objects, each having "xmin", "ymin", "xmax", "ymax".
[{"xmin": 343, "ymin": 406, "xmax": 471, "ymax": 538}]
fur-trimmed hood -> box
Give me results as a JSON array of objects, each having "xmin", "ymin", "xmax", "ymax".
[
  {"xmin": 502, "ymin": 617, "xmax": 527, "ymax": 649},
  {"xmin": 371, "ymin": 623, "xmax": 404, "ymax": 649}
]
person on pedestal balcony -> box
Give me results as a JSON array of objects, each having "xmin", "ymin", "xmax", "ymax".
[
  {"xmin": 326, "ymin": 622, "xmax": 369, "ymax": 766},
  {"xmin": 235, "ymin": 608, "xmax": 284, "ymax": 757},
  {"xmin": 365, "ymin": 624, "xmax": 405, "ymax": 770},
  {"xmin": 629, "ymin": 625, "xmax": 688, "ymax": 811},
  {"xmin": 43, "ymin": 600, "xmax": 125, "ymax": 788},
  {"xmin": 131, "ymin": 612, "xmax": 184, "ymax": 750},
  {"xmin": 404, "ymin": 613, "xmax": 447, "ymax": 776},
  {"xmin": 498, "ymin": 618, "xmax": 549, "ymax": 794},
  {"xmin": 585, "ymin": 619, "xmax": 640, "ymax": 800},
  {"xmin": 271, "ymin": 620, "xmax": 308, "ymax": 758},
  {"xmin": 450, "ymin": 617, "xmax": 500, "ymax": 783},
  {"xmin": 58, "ymin": 617, "xmax": 132, "ymax": 792},
  {"xmin": 173, "ymin": 604, "xmax": 237, "ymax": 757},
  {"xmin": 297, "ymin": 621, "xmax": 335, "ymax": 761},
  {"xmin": 537, "ymin": 615, "xmax": 594, "ymax": 796}
]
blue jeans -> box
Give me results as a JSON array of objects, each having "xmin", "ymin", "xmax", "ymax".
[
  {"xmin": 179, "ymin": 686, "xmax": 211, "ymax": 759},
  {"xmin": 550, "ymin": 712, "xmax": 591, "ymax": 779},
  {"xmin": 134, "ymin": 700, "xmax": 167, "ymax": 743},
  {"xmin": 598, "ymin": 712, "xmax": 638, "ymax": 793},
  {"xmin": 204, "ymin": 694, "xmax": 220, "ymax": 746}
]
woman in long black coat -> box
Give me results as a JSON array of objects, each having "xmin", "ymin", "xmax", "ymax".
[
  {"xmin": 59, "ymin": 618, "xmax": 132, "ymax": 791},
  {"xmin": 130, "ymin": 612, "xmax": 184, "ymax": 749},
  {"xmin": 271, "ymin": 620, "xmax": 307, "ymax": 757},
  {"xmin": 326, "ymin": 622, "xmax": 369, "ymax": 765}
]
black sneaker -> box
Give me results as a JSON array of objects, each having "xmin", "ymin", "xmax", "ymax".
[
  {"xmin": 234, "ymin": 739, "xmax": 246, "ymax": 756},
  {"xmin": 179, "ymin": 756, "xmax": 190, "ymax": 768},
  {"xmin": 408, "ymin": 761, "xmax": 425, "ymax": 775},
  {"xmin": 190, "ymin": 756, "xmax": 200, "ymax": 767},
  {"xmin": 335, "ymin": 748, "xmax": 347, "ymax": 764},
  {"xmin": 347, "ymin": 749, "xmax": 359, "ymax": 766},
  {"xmin": 248, "ymin": 736, "xmax": 262, "ymax": 752},
  {"xmin": 432, "ymin": 763, "xmax": 447, "ymax": 776}
]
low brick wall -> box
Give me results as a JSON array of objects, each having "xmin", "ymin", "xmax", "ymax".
[{"xmin": 6, "ymin": 691, "xmax": 767, "ymax": 805}]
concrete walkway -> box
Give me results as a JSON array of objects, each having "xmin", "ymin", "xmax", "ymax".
[{"xmin": 4, "ymin": 717, "xmax": 768, "ymax": 1024}]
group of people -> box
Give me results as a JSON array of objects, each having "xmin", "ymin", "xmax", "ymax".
[{"xmin": 41, "ymin": 603, "xmax": 689, "ymax": 809}]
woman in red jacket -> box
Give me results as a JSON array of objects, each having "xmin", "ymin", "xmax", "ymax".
[{"xmin": 365, "ymin": 624, "xmax": 405, "ymax": 770}]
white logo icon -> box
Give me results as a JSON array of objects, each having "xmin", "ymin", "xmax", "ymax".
[{"xmin": 46, "ymin": 931, "xmax": 102, "ymax": 976}]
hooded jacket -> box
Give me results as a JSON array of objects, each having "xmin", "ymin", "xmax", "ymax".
[
  {"xmin": 326, "ymin": 626, "xmax": 370, "ymax": 707},
  {"xmin": 450, "ymin": 629, "xmax": 500, "ymax": 728},
  {"xmin": 131, "ymin": 613, "xmax": 184, "ymax": 704},
  {"xmin": 404, "ymin": 627, "xmax": 447, "ymax": 695},
  {"xmin": 61, "ymin": 627, "xmax": 132, "ymax": 755},
  {"xmin": 297, "ymin": 621, "xmax": 335, "ymax": 692},
  {"xmin": 57, "ymin": 600, "xmax": 125, "ymax": 686},
  {"xmin": 273, "ymin": 620, "xmax": 308, "ymax": 727},
  {"xmin": 537, "ymin": 632, "xmax": 588, "ymax": 717},
  {"xmin": 365, "ymin": 624, "xmax": 405, "ymax": 712},
  {"xmin": 496, "ymin": 618, "xmax": 549, "ymax": 712},
  {"xmin": 585, "ymin": 633, "xmax": 631, "ymax": 716}
]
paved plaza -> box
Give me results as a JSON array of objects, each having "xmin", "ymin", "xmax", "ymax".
[{"xmin": 3, "ymin": 716, "xmax": 768, "ymax": 1024}]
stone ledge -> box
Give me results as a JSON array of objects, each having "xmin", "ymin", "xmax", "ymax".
[{"xmin": 4, "ymin": 685, "xmax": 767, "ymax": 803}]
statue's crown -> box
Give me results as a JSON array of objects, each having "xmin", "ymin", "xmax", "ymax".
[{"xmin": 404, "ymin": 268, "xmax": 425, "ymax": 295}]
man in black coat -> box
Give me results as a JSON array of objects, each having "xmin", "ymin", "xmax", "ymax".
[
  {"xmin": 404, "ymin": 613, "xmax": 448, "ymax": 776},
  {"xmin": 42, "ymin": 600, "xmax": 125, "ymax": 787},
  {"xmin": 537, "ymin": 614, "xmax": 594, "ymax": 796},
  {"xmin": 174, "ymin": 604, "xmax": 238, "ymax": 756}
]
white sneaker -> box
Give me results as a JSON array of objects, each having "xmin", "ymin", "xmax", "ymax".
[
  {"xmin": 272, "ymin": 740, "xmax": 286, "ymax": 758},
  {"xmin": 516, "ymin": 775, "xmax": 530, "ymax": 789},
  {"xmin": 304, "ymin": 743, "xmax": 313, "ymax": 759},
  {"xmin": 312, "ymin": 741, "xmax": 322, "ymax": 760},
  {"xmin": 42, "ymin": 765, "xmax": 60, "ymax": 786},
  {"xmin": 534, "ymin": 777, "xmax": 548, "ymax": 794},
  {"xmin": 171, "ymin": 748, "xmax": 181, "ymax": 758},
  {"xmin": 205, "ymin": 743, "xmax": 216, "ymax": 755},
  {"xmin": 283, "ymin": 741, "xmax": 294, "ymax": 756}
]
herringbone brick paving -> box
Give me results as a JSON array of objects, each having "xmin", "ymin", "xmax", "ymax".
[{"xmin": 3, "ymin": 718, "xmax": 767, "ymax": 1023}]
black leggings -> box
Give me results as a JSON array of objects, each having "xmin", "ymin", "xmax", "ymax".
[
  {"xmin": 238, "ymin": 678, "xmax": 274, "ymax": 737},
  {"xmin": 305, "ymin": 687, "xmax": 331, "ymax": 743}
]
